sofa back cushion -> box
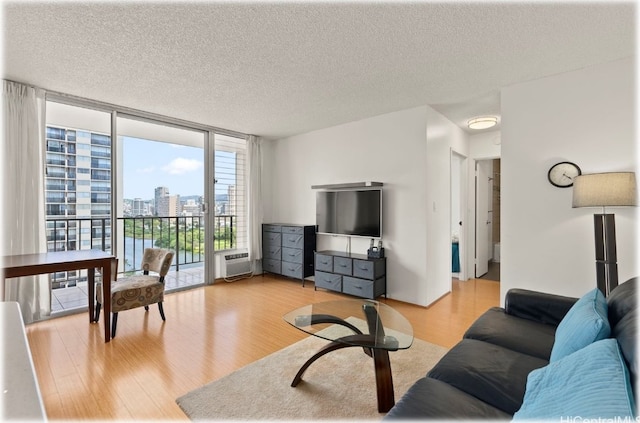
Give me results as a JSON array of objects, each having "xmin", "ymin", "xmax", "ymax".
[
  {"xmin": 608, "ymin": 278, "xmax": 638, "ymax": 398},
  {"xmin": 608, "ymin": 277, "xmax": 637, "ymax": 327},
  {"xmin": 549, "ymin": 288, "xmax": 610, "ymax": 362}
]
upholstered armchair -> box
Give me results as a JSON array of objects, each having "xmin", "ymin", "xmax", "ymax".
[{"xmin": 95, "ymin": 248, "xmax": 175, "ymax": 338}]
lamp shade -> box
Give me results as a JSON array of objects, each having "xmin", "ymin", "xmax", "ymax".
[{"xmin": 572, "ymin": 172, "xmax": 637, "ymax": 208}]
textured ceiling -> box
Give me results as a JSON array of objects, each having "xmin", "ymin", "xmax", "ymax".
[{"xmin": 3, "ymin": 2, "xmax": 635, "ymax": 139}]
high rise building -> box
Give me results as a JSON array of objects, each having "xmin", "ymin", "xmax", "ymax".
[
  {"xmin": 157, "ymin": 194, "xmax": 180, "ymax": 216},
  {"xmin": 155, "ymin": 186, "xmax": 180, "ymax": 216},
  {"xmin": 181, "ymin": 199, "xmax": 201, "ymax": 216},
  {"xmin": 227, "ymin": 185, "xmax": 237, "ymax": 215},
  {"xmin": 154, "ymin": 186, "xmax": 169, "ymax": 216},
  {"xmin": 132, "ymin": 198, "xmax": 146, "ymax": 216},
  {"xmin": 45, "ymin": 125, "xmax": 111, "ymax": 288}
]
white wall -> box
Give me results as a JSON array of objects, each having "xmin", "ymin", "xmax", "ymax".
[
  {"xmin": 469, "ymin": 131, "xmax": 501, "ymax": 160},
  {"xmin": 264, "ymin": 106, "xmax": 443, "ymax": 305},
  {"xmin": 501, "ymin": 57, "xmax": 637, "ymax": 300},
  {"xmin": 425, "ymin": 107, "xmax": 469, "ymax": 302}
]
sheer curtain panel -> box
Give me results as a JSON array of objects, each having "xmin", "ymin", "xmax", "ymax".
[
  {"xmin": 246, "ymin": 135, "xmax": 263, "ymax": 264},
  {"xmin": 2, "ymin": 80, "xmax": 50, "ymax": 323}
]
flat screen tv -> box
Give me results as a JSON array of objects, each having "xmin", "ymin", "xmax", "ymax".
[{"xmin": 316, "ymin": 189, "xmax": 382, "ymax": 238}]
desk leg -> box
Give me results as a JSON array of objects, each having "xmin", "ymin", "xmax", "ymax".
[
  {"xmin": 103, "ymin": 260, "xmax": 112, "ymax": 343},
  {"xmin": 88, "ymin": 268, "xmax": 95, "ymax": 324}
]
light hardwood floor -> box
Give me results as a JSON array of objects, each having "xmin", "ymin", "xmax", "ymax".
[{"xmin": 26, "ymin": 274, "xmax": 500, "ymax": 420}]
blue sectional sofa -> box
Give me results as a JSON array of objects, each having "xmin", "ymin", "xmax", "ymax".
[{"xmin": 386, "ymin": 277, "xmax": 637, "ymax": 419}]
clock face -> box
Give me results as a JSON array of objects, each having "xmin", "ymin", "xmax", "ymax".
[{"xmin": 548, "ymin": 161, "xmax": 582, "ymax": 188}]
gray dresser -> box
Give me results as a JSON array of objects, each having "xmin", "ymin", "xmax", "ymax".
[
  {"xmin": 262, "ymin": 223, "xmax": 316, "ymax": 286},
  {"xmin": 314, "ymin": 250, "xmax": 386, "ymax": 299}
]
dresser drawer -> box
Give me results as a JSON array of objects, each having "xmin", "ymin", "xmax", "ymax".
[
  {"xmin": 315, "ymin": 253, "xmax": 333, "ymax": 272},
  {"xmin": 343, "ymin": 276, "xmax": 385, "ymax": 299},
  {"xmin": 282, "ymin": 233, "xmax": 304, "ymax": 250},
  {"xmin": 333, "ymin": 256, "xmax": 352, "ymax": 275},
  {"xmin": 314, "ymin": 271, "xmax": 342, "ymax": 292},
  {"xmin": 342, "ymin": 276, "xmax": 373, "ymax": 298},
  {"xmin": 352, "ymin": 259, "xmax": 374, "ymax": 279},
  {"xmin": 263, "ymin": 245, "xmax": 281, "ymax": 261},
  {"xmin": 263, "ymin": 224, "xmax": 281, "ymax": 233},
  {"xmin": 281, "ymin": 226, "xmax": 303, "ymax": 235},
  {"xmin": 282, "ymin": 247, "xmax": 303, "ymax": 264},
  {"xmin": 263, "ymin": 231, "xmax": 282, "ymax": 246},
  {"xmin": 281, "ymin": 262, "xmax": 303, "ymax": 279},
  {"xmin": 263, "ymin": 259, "xmax": 281, "ymax": 274}
]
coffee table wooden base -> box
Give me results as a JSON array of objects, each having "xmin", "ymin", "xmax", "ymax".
[{"xmin": 290, "ymin": 335, "xmax": 395, "ymax": 413}]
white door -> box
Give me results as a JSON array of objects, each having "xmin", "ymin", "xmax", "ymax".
[{"xmin": 475, "ymin": 161, "xmax": 491, "ymax": 277}]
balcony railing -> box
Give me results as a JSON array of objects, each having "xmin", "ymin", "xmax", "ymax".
[{"xmin": 46, "ymin": 214, "xmax": 236, "ymax": 288}]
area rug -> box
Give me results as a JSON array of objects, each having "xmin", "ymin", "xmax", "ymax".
[{"xmin": 176, "ymin": 321, "xmax": 448, "ymax": 421}]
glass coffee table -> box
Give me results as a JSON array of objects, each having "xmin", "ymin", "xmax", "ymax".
[{"xmin": 283, "ymin": 299, "xmax": 413, "ymax": 413}]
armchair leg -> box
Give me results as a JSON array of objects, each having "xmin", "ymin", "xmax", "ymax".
[
  {"xmin": 95, "ymin": 302, "xmax": 101, "ymax": 323},
  {"xmin": 158, "ymin": 302, "xmax": 166, "ymax": 321},
  {"xmin": 112, "ymin": 313, "xmax": 118, "ymax": 338}
]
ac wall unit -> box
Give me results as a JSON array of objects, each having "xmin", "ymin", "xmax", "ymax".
[{"xmin": 224, "ymin": 251, "xmax": 251, "ymax": 277}]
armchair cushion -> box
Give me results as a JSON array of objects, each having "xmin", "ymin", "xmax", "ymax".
[
  {"xmin": 110, "ymin": 275, "xmax": 165, "ymax": 313},
  {"xmin": 97, "ymin": 276, "xmax": 165, "ymax": 312}
]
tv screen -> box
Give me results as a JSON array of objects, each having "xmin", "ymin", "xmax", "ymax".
[{"xmin": 316, "ymin": 189, "xmax": 382, "ymax": 238}]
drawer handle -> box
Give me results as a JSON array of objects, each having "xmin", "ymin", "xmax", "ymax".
[
  {"xmin": 321, "ymin": 261, "xmax": 329, "ymax": 265},
  {"xmin": 338, "ymin": 264, "xmax": 347, "ymax": 267},
  {"xmin": 354, "ymin": 286, "xmax": 362, "ymax": 289}
]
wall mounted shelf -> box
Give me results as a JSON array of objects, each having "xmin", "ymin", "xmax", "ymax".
[{"xmin": 311, "ymin": 181, "xmax": 383, "ymax": 190}]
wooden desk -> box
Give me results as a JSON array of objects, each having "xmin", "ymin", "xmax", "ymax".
[{"xmin": 1, "ymin": 250, "xmax": 116, "ymax": 343}]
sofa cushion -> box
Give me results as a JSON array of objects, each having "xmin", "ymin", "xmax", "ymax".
[
  {"xmin": 464, "ymin": 307, "xmax": 556, "ymax": 360},
  {"xmin": 426, "ymin": 339, "xmax": 548, "ymax": 414},
  {"xmin": 384, "ymin": 377, "xmax": 511, "ymax": 420},
  {"xmin": 550, "ymin": 288, "xmax": 610, "ymax": 362},
  {"xmin": 505, "ymin": 289, "xmax": 577, "ymax": 326},
  {"xmin": 608, "ymin": 278, "xmax": 638, "ymax": 398},
  {"xmin": 608, "ymin": 277, "xmax": 637, "ymax": 328},
  {"xmin": 514, "ymin": 338, "xmax": 636, "ymax": 420}
]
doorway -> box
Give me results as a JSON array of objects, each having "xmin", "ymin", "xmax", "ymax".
[
  {"xmin": 475, "ymin": 158, "xmax": 501, "ymax": 281},
  {"xmin": 451, "ymin": 151, "xmax": 466, "ymax": 281}
]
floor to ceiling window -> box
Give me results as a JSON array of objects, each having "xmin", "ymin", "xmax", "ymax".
[
  {"xmin": 116, "ymin": 116, "xmax": 206, "ymax": 290},
  {"xmin": 214, "ymin": 133, "xmax": 247, "ymax": 252},
  {"xmin": 44, "ymin": 97, "xmax": 249, "ymax": 316},
  {"xmin": 45, "ymin": 101, "xmax": 112, "ymax": 312}
]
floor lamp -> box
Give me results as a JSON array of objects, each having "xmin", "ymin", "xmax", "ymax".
[{"xmin": 572, "ymin": 172, "xmax": 637, "ymax": 296}]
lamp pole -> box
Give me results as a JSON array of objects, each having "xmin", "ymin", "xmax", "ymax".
[{"xmin": 593, "ymin": 212, "xmax": 618, "ymax": 296}]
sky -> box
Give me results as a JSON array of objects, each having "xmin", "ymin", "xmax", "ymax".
[{"xmin": 122, "ymin": 137, "xmax": 205, "ymax": 200}]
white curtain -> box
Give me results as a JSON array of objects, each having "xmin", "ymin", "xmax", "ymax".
[
  {"xmin": 2, "ymin": 80, "xmax": 50, "ymax": 323},
  {"xmin": 246, "ymin": 135, "xmax": 263, "ymax": 264}
]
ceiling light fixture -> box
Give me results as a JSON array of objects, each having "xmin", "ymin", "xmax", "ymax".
[{"xmin": 468, "ymin": 116, "xmax": 498, "ymax": 130}]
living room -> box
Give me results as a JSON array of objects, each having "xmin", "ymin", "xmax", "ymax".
[{"xmin": 2, "ymin": 1, "xmax": 638, "ymax": 421}]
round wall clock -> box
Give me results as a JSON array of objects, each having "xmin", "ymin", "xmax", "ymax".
[{"xmin": 547, "ymin": 161, "xmax": 582, "ymax": 188}]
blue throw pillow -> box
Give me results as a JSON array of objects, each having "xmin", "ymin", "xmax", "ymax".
[
  {"xmin": 549, "ymin": 288, "xmax": 610, "ymax": 362},
  {"xmin": 514, "ymin": 338, "xmax": 636, "ymax": 420}
]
